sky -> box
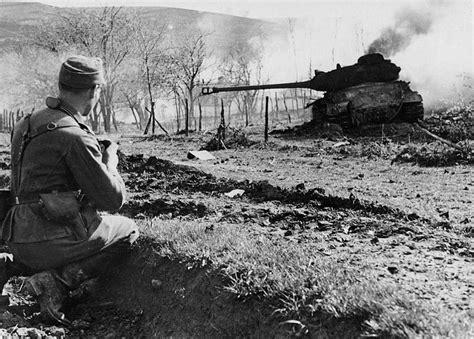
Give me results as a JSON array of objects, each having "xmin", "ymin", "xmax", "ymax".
[
  {"xmin": 2, "ymin": 0, "xmax": 473, "ymax": 108},
  {"xmin": 2, "ymin": 0, "xmax": 455, "ymax": 19}
]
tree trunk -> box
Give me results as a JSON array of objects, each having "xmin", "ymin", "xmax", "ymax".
[
  {"xmin": 100, "ymin": 90, "xmax": 113, "ymax": 133},
  {"xmin": 187, "ymin": 88, "xmax": 194, "ymax": 130},
  {"xmin": 282, "ymin": 93, "xmax": 289, "ymax": 112},
  {"xmin": 185, "ymin": 98, "xmax": 189, "ymax": 136},
  {"xmin": 174, "ymin": 93, "xmax": 181, "ymax": 133},
  {"xmin": 198, "ymin": 100, "xmax": 202, "ymax": 132},
  {"xmin": 294, "ymin": 88, "xmax": 299, "ymax": 111},
  {"xmin": 112, "ymin": 109, "xmax": 119, "ymax": 131},
  {"xmin": 131, "ymin": 107, "xmax": 141, "ymax": 130}
]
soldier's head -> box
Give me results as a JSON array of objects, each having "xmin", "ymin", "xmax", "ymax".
[{"xmin": 58, "ymin": 55, "xmax": 105, "ymax": 115}]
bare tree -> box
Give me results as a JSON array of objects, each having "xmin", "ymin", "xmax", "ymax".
[
  {"xmin": 131, "ymin": 19, "xmax": 170, "ymax": 135},
  {"xmin": 219, "ymin": 42, "xmax": 263, "ymax": 126},
  {"xmin": 32, "ymin": 7, "xmax": 135, "ymax": 132},
  {"xmin": 166, "ymin": 33, "xmax": 209, "ymax": 133},
  {"xmin": 0, "ymin": 46, "xmax": 59, "ymax": 110},
  {"xmin": 116, "ymin": 61, "xmax": 147, "ymax": 130}
]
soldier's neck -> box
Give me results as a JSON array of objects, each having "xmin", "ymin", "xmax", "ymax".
[{"xmin": 57, "ymin": 96, "xmax": 87, "ymax": 122}]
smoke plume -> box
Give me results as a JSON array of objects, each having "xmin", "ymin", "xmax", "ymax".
[{"xmin": 367, "ymin": 8, "xmax": 434, "ymax": 57}]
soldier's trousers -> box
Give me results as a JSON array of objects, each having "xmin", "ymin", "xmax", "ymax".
[{"xmin": 7, "ymin": 215, "xmax": 139, "ymax": 272}]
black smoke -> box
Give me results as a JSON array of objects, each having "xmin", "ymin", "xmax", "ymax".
[{"xmin": 367, "ymin": 9, "xmax": 433, "ymax": 57}]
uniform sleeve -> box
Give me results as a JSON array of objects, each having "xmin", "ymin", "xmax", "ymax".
[{"xmin": 65, "ymin": 132, "xmax": 126, "ymax": 212}]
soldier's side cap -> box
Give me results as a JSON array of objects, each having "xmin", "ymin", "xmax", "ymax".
[{"xmin": 59, "ymin": 55, "xmax": 105, "ymax": 89}]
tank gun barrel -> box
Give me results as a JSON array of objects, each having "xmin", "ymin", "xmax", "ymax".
[
  {"xmin": 202, "ymin": 53, "xmax": 402, "ymax": 96},
  {"xmin": 202, "ymin": 80, "xmax": 313, "ymax": 95}
]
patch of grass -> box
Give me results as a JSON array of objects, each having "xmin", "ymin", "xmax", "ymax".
[
  {"xmin": 392, "ymin": 142, "xmax": 473, "ymax": 167},
  {"xmin": 136, "ymin": 218, "xmax": 472, "ymax": 338},
  {"xmin": 326, "ymin": 139, "xmax": 402, "ymax": 160},
  {"xmin": 426, "ymin": 100, "xmax": 474, "ymax": 142}
]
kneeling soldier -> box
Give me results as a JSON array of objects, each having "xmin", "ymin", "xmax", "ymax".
[{"xmin": 0, "ymin": 56, "xmax": 139, "ymax": 324}]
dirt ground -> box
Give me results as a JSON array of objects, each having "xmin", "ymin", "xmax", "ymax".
[{"xmin": 0, "ymin": 123, "xmax": 472, "ymax": 337}]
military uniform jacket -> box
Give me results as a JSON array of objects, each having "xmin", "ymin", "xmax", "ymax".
[{"xmin": 1, "ymin": 105, "xmax": 126, "ymax": 243}]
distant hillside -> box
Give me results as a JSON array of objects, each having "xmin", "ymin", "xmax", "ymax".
[
  {"xmin": 0, "ymin": 2, "xmax": 287, "ymax": 52},
  {"xmin": 0, "ymin": 2, "xmax": 59, "ymax": 43}
]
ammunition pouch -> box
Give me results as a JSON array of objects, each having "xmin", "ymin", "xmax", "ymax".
[{"xmin": 38, "ymin": 191, "xmax": 82, "ymax": 223}]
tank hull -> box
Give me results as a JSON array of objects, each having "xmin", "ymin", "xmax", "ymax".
[{"xmin": 312, "ymin": 81, "xmax": 423, "ymax": 128}]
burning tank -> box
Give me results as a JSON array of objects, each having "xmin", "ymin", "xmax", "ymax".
[{"xmin": 202, "ymin": 53, "xmax": 424, "ymax": 128}]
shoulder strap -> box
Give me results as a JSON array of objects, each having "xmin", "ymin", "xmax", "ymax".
[
  {"xmin": 14, "ymin": 111, "xmax": 80, "ymax": 193},
  {"xmin": 28, "ymin": 120, "xmax": 79, "ymax": 140}
]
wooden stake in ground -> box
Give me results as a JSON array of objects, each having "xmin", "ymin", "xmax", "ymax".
[
  {"xmin": 198, "ymin": 100, "xmax": 203, "ymax": 132},
  {"xmin": 143, "ymin": 110, "xmax": 152, "ymax": 135},
  {"xmin": 216, "ymin": 98, "xmax": 227, "ymax": 149},
  {"xmin": 265, "ymin": 96, "xmax": 269, "ymax": 142},
  {"xmin": 414, "ymin": 122, "xmax": 466, "ymax": 153},
  {"xmin": 145, "ymin": 107, "xmax": 169, "ymax": 135}
]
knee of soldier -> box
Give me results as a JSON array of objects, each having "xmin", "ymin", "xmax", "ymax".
[
  {"xmin": 114, "ymin": 216, "xmax": 139, "ymax": 245},
  {"xmin": 126, "ymin": 218, "xmax": 139, "ymax": 244},
  {"xmin": 99, "ymin": 215, "xmax": 139, "ymax": 245}
]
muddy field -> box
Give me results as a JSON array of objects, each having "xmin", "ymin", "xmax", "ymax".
[{"xmin": 0, "ymin": 122, "xmax": 472, "ymax": 337}]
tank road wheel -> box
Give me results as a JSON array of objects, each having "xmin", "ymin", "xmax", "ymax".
[
  {"xmin": 326, "ymin": 113, "xmax": 352, "ymax": 129},
  {"xmin": 348, "ymin": 87, "xmax": 403, "ymax": 127},
  {"xmin": 311, "ymin": 99, "xmax": 327, "ymax": 124},
  {"xmin": 397, "ymin": 102, "xmax": 424, "ymax": 122}
]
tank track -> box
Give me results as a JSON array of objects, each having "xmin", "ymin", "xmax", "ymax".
[
  {"xmin": 396, "ymin": 102, "xmax": 424, "ymax": 123},
  {"xmin": 326, "ymin": 112, "xmax": 352, "ymax": 129},
  {"xmin": 311, "ymin": 99, "xmax": 327, "ymax": 124}
]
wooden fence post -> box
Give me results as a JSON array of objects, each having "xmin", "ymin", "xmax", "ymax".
[{"xmin": 265, "ymin": 96, "xmax": 269, "ymax": 143}]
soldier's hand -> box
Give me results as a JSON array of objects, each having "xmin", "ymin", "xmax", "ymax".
[{"xmin": 98, "ymin": 138, "xmax": 112, "ymax": 153}]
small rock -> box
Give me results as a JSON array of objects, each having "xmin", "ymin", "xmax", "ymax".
[
  {"xmin": 224, "ymin": 189, "xmax": 245, "ymax": 198},
  {"xmin": 332, "ymin": 141, "xmax": 350, "ymax": 148},
  {"xmin": 370, "ymin": 237, "xmax": 379, "ymax": 244},
  {"xmin": 295, "ymin": 183, "xmax": 305, "ymax": 191},
  {"xmin": 71, "ymin": 319, "xmax": 91, "ymax": 330},
  {"xmin": 387, "ymin": 266, "xmax": 399, "ymax": 274},
  {"xmin": 439, "ymin": 211, "xmax": 449, "ymax": 219},
  {"xmin": 204, "ymin": 225, "xmax": 215, "ymax": 233},
  {"xmin": 134, "ymin": 213, "xmax": 146, "ymax": 219},
  {"xmin": 151, "ymin": 279, "xmax": 163, "ymax": 290},
  {"xmin": 46, "ymin": 326, "xmax": 67, "ymax": 337},
  {"xmin": 317, "ymin": 220, "xmax": 333, "ymax": 230}
]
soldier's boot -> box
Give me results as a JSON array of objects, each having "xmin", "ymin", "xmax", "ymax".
[
  {"xmin": 57, "ymin": 250, "xmax": 119, "ymax": 291},
  {"xmin": 0, "ymin": 253, "xmax": 27, "ymax": 307},
  {"xmin": 22, "ymin": 270, "xmax": 70, "ymax": 325}
]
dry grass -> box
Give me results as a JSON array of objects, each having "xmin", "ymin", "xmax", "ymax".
[{"xmin": 137, "ymin": 217, "xmax": 473, "ymax": 338}]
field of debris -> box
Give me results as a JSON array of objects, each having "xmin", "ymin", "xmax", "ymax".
[{"xmin": 0, "ymin": 116, "xmax": 472, "ymax": 338}]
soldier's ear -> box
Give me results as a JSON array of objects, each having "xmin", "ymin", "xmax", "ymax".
[{"xmin": 89, "ymin": 85, "xmax": 101, "ymax": 99}]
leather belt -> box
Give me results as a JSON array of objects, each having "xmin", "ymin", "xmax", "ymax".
[
  {"xmin": 12, "ymin": 190, "xmax": 83, "ymax": 205},
  {"xmin": 12, "ymin": 194, "xmax": 40, "ymax": 205}
]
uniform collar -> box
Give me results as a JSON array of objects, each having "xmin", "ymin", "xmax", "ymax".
[{"xmin": 46, "ymin": 97, "xmax": 94, "ymax": 135}]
